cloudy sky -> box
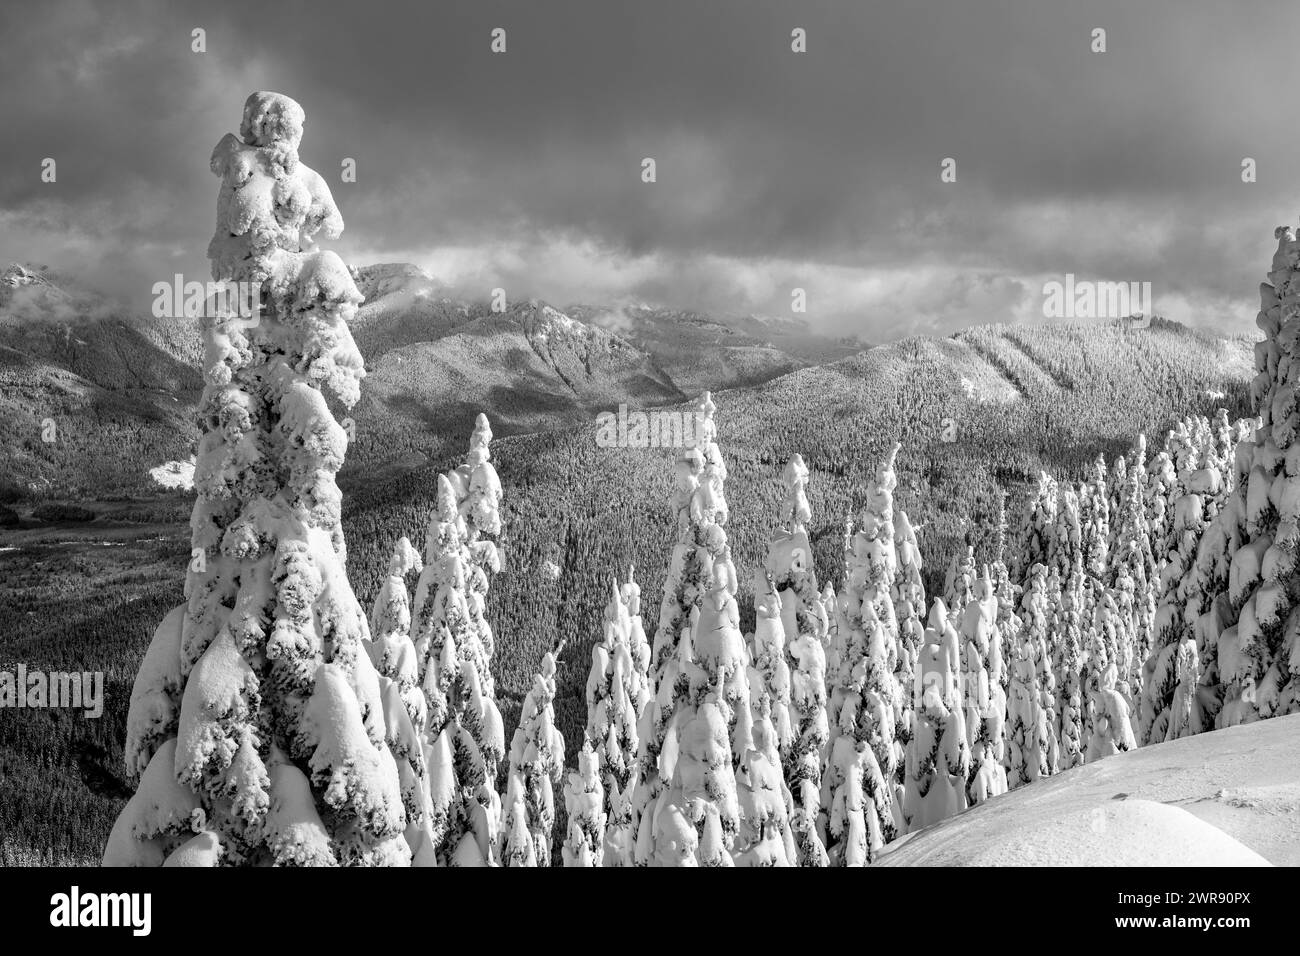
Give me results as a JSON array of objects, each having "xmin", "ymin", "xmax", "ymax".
[{"xmin": 0, "ymin": 0, "xmax": 1292, "ymax": 341}]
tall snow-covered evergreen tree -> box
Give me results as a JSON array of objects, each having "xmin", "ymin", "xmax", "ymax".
[
  {"xmin": 585, "ymin": 570, "xmax": 651, "ymax": 865},
  {"xmin": 893, "ymin": 509, "xmax": 926, "ymax": 701},
  {"xmin": 891, "ymin": 507, "xmax": 926, "ymax": 802},
  {"xmin": 1012, "ymin": 472, "xmax": 1058, "ymax": 585},
  {"xmin": 748, "ymin": 570, "xmax": 794, "ymax": 764},
  {"xmin": 765, "ymin": 453, "xmax": 830, "ymax": 866},
  {"xmin": 1110, "ymin": 466, "xmax": 1157, "ymax": 693},
  {"xmin": 902, "ymin": 600, "xmax": 969, "ymax": 830},
  {"xmin": 1084, "ymin": 662, "xmax": 1137, "ymax": 762},
  {"xmin": 561, "ymin": 738, "xmax": 606, "ymax": 867},
  {"xmin": 959, "ymin": 570, "xmax": 1007, "ymax": 804},
  {"xmin": 1204, "ymin": 224, "xmax": 1300, "ymax": 726},
  {"xmin": 636, "ymin": 392, "xmax": 744, "ymax": 866},
  {"xmin": 1017, "ymin": 563, "xmax": 1060, "ymax": 779},
  {"xmin": 943, "ymin": 545, "xmax": 977, "ymax": 617},
  {"xmin": 1054, "ymin": 567, "xmax": 1086, "ymax": 770},
  {"xmin": 1080, "ymin": 456, "xmax": 1111, "ymax": 580},
  {"xmin": 1005, "ymin": 634, "xmax": 1045, "ymax": 788},
  {"xmin": 409, "ymin": 422, "xmax": 507, "ymax": 866},
  {"xmin": 503, "ymin": 643, "xmax": 566, "ymax": 866},
  {"xmin": 733, "ymin": 698, "xmax": 798, "ymax": 866},
  {"xmin": 1140, "ymin": 417, "xmax": 1221, "ymax": 745},
  {"xmin": 365, "ymin": 537, "xmax": 438, "ymax": 863},
  {"xmin": 828, "ymin": 443, "xmax": 904, "ymax": 856},
  {"xmin": 735, "ymin": 572, "xmax": 797, "ymax": 866},
  {"xmin": 1178, "ymin": 416, "xmax": 1251, "ymax": 731},
  {"xmin": 1050, "ymin": 484, "xmax": 1083, "ymax": 585},
  {"xmin": 109, "ymin": 92, "xmax": 412, "ymax": 867},
  {"xmin": 1146, "ymin": 445, "xmax": 1178, "ymax": 574},
  {"xmin": 823, "ymin": 602, "xmax": 898, "ymax": 862}
]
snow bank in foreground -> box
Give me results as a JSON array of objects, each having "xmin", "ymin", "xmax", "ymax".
[{"xmin": 879, "ymin": 714, "xmax": 1299, "ymax": 866}]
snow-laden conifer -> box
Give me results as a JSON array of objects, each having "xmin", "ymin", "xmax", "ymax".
[
  {"xmin": 1054, "ymin": 567, "xmax": 1087, "ymax": 770},
  {"xmin": 561, "ymin": 739, "xmax": 607, "ymax": 866},
  {"xmin": 1012, "ymin": 472, "xmax": 1058, "ymax": 585},
  {"xmin": 503, "ymin": 643, "xmax": 566, "ymax": 866},
  {"xmin": 107, "ymin": 92, "xmax": 412, "ymax": 867},
  {"xmin": 764, "ymin": 453, "xmax": 830, "ymax": 865},
  {"xmin": 1080, "ymin": 455, "xmax": 1111, "ymax": 580},
  {"xmin": 959, "ymin": 570, "xmax": 1008, "ymax": 804},
  {"xmin": 1197, "ymin": 225, "xmax": 1300, "ymax": 726},
  {"xmin": 409, "ymin": 417, "xmax": 507, "ymax": 865},
  {"xmin": 902, "ymin": 600, "xmax": 970, "ymax": 830},
  {"xmin": 1139, "ymin": 418, "xmax": 1223, "ymax": 744},
  {"xmin": 943, "ymin": 545, "xmax": 977, "ymax": 618},
  {"xmin": 828, "ymin": 443, "xmax": 904, "ymax": 855},
  {"xmin": 365, "ymin": 537, "xmax": 438, "ymax": 863},
  {"xmin": 585, "ymin": 570, "xmax": 651, "ymax": 865},
  {"xmin": 1016, "ymin": 564, "xmax": 1059, "ymax": 780},
  {"xmin": 636, "ymin": 392, "xmax": 745, "ymax": 865}
]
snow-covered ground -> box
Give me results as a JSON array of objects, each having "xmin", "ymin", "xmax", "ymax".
[
  {"xmin": 879, "ymin": 715, "xmax": 1299, "ymax": 866},
  {"xmin": 148, "ymin": 457, "xmax": 195, "ymax": 491}
]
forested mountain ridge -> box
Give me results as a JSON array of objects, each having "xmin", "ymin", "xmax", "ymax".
[{"xmin": 339, "ymin": 315, "xmax": 1255, "ymax": 759}]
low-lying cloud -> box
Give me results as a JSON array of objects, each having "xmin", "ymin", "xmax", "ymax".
[{"xmin": 0, "ymin": 0, "xmax": 1287, "ymax": 343}]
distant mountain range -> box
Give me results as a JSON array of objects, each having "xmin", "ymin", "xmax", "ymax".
[
  {"xmin": 343, "ymin": 264, "xmax": 859, "ymax": 477},
  {"xmin": 0, "ymin": 264, "xmax": 202, "ymax": 499},
  {"xmin": 0, "ymin": 261, "xmax": 1256, "ymax": 506},
  {"xmin": 0, "ymin": 262, "xmax": 857, "ymax": 496}
]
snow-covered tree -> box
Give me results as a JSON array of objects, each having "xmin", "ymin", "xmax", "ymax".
[
  {"xmin": 1140, "ymin": 418, "xmax": 1220, "ymax": 745},
  {"xmin": 503, "ymin": 643, "xmax": 566, "ymax": 866},
  {"xmin": 764, "ymin": 453, "xmax": 830, "ymax": 866},
  {"xmin": 735, "ymin": 573, "xmax": 798, "ymax": 867},
  {"xmin": 1110, "ymin": 468, "xmax": 1157, "ymax": 692},
  {"xmin": 1054, "ymin": 567, "xmax": 1086, "ymax": 770},
  {"xmin": 108, "ymin": 92, "xmax": 416, "ymax": 867},
  {"xmin": 1146, "ymin": 446, "xmax": 1178, "ymax": 572},
  {"xmin": 823, "ymin": 600, "xmax": 898, "ymax": 862},
  {"xmin": 1012, "ymin": 472, "xmax": 1058, "ymax": 585},
  {"xmin": 1050, "ymin": 485, "xmax": 1083, "ymax": 584},
  {"xmin": 561, "ymin": 738, "xmax": 606, "ymax": 867},
  {"xmin": 943, "ymin": 545, "xmax": 977, "ymax": 617},
  {"xmin": 1203, "ymin": 225, "xmax": 1300, "ymax": 726},
  {"xmin": 585, "ymin": 570, "xmax": 651, "ymax": 865},
  {"xmin": 733, "ymin": 710, "xmax": 798, "ymax": 866},
  {"xmin": 1177, "ymin": 417, "xmax": 1251, "ymax": 731},
  {"xmin": 1080, "ymin": 455, "xmax": 1111, "ymax": 580},
  {"xmin": 902, "ymin": 600, "xmax": 969, "ymax": 830},
  {"xmin": 1005, "ymin": 628, "xmax": 1046, "ymax": 788},
  {"xmin": 1015, "ymin": 563, "xmax": 1059, "ymax": 782},
  {"xmin": 828, "ymin": 443, "xmax": 904, "ymax": 855},
  {"xmin": 410, "ymin": 426, "xmax": 507, "ymax": 866},
  {"xmin": 959, "ymin": 569, "xmax": 1007, "ymax": 804},
  {"xmin": 893, "ymin": 508, "xmax": 926, "ymax": 701},
  {"xmin": 990, "ymin": 491, "xmax": 1016, "ymax": 697},
  {"xmin": 1084, "ymin": 662, "xmax": 1137, "ymax": 762},
  {"xmin": 636, "ymin": 392, "xmax": 745, "ymax": 866},
  {"xmin": 365, "ymin": 537, "xmax": 439, "ymax": 863},
  {"xmin": 748, "ymin": 570, "xmax": 794, "ymax": 765}
]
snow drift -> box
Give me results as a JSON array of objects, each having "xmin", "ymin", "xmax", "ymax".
[{"xmin": 878, "ymin": 714, "xmax": 1299, "ymax": 866}]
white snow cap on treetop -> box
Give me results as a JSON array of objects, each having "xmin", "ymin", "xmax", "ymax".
[
  {"xmin": 240, "ymin": 92, "xmax": 306, "ymax": 150},
  {"xmin": 209, "ymin": 91, "xmax": 348, "ymax": 283}
]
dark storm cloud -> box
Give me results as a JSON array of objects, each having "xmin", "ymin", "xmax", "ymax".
[{"xmin": 0, "ymin": 0, "xmax": 1292, "ymax": 339}]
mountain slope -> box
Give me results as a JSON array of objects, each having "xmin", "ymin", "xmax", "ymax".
[
  {"xmin": 566, "ymin": 303, "xmax": 860, "ymax": 394},
  {"xmin": 0, "ymin": 265, "xmax": 202, "ymax": 497},
  {"xmin": 340, "ymin": 316, "xmax": 1257, "ymax": 726},
  {"xmin": 343, "ymin": 300, "xmax": 686, "ymax": 479}
]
